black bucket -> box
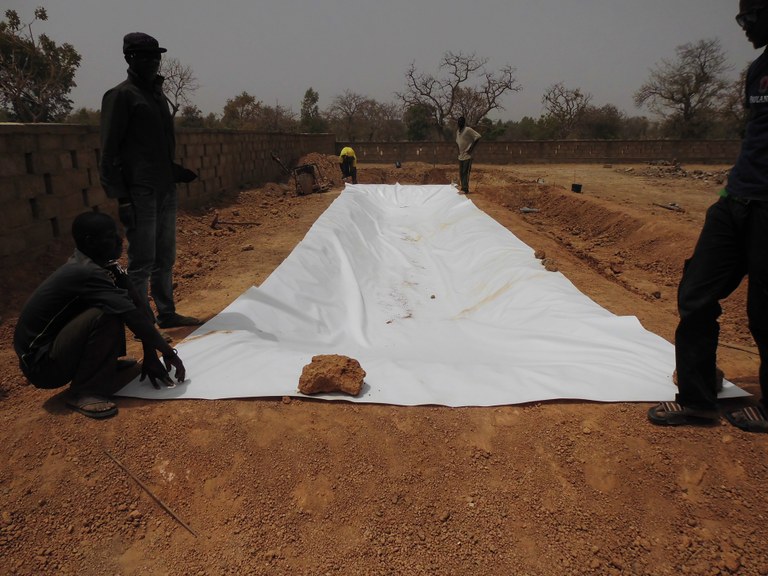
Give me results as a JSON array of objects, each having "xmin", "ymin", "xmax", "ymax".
[{"xmin": 571, "ymin": 183, "xmax": 582, "ymax": 193}]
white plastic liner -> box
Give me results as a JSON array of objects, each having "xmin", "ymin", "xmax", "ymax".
[{"xmin": 118, "ymin": 184, "xmax": 748, "ymax": 405}]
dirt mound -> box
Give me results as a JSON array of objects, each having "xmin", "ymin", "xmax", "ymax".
[
  {"xmin": 537, "ymin": 188, "xmax": 690, "ymax": 273},
  {"xmin": 619, "ymin": 162, "xmax": 729, "ymax": 184},
  {"xmin": 479, "ymin": 171, "xmax": 750, "ymax": 349},
  {"xmin": 358, "ymin": 166, "xmax": 390, "ymax": 184},
  {"xmin": 485, "ymin": 179, "xmax": 695, "ymax": 281}
]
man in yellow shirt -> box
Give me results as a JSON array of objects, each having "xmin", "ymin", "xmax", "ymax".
[{"xmin": 339, "ymin": 146, "xmax": 358, "ymax": 184}]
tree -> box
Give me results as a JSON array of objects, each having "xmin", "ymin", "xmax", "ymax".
[
  {"xmin": 160, "ymin": 57, "xmax": 199, "ymax": 118},
  {"xmin": 262, "ymin": 101, "xmax": 298, "ymax": 132},
  {"xmin": 65, "ymin": 106, "xmax": 99, "ymax": 125},
  {"xmin": 501, "ymin": 116, "xmax": 547, "ymax": 140},
  {"xmin": 541, "ymin": 83, "xmax": 592, "ymax": 138},
  {"xmin": 397, "ymin": 51, "xmax": 521, "ymax": 140},
  {"xmin": 634, "ymin": 38, "xmax": 731, "ymax": 139},
  {"xmin": 221, "ymin": 91, "xmax": 264, "ymax": 129},
  {"xmin": 717, "ymin": 66, "xmax": 749, "ymax": 138},
  {"xmin": 475, "ymin": 118, "xmax": 507, "ymax": 141},
  {"xmin": 575, "ymin": 104, "xmax": 624, "ymax": 139},
  {"xmin": 404, "ymin": 103, "xmax": 433, "ymax": 141},
  {"xmin": 0, "ymin": 7, "xmax": 81, "ymax": 122},
  {"xmin": 359, "ymin": 100, "xmax": 404, "ymax": 141},
  {"xmin": 203, "ymin": 112, "xmax": 220, "ymax": 129},
  {"xmin": 299, "ymin": 87, "xmax": 327, "ymax": 133},
  {"xmin": 177, "ymin": 104, "xmax": 204, "ymax": 128},
  {"xmin": 221, "ymin": 92, "xmax": 297, "ymax": 131},
  {"xmin": 325, "ymin": 91, "xmax": 404, "ymax": 141},
  {"xmin": 326, "ymin": 90, "xmax": 371, "ymax": 140},
  {"xmin": 621, "ymin": 115, "xmax": 654, "ymax": 139}
]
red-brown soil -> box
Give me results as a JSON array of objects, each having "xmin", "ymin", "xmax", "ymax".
[{"xmin": 2, "ymin": 156, "xmax": 767, "ymax": 576}]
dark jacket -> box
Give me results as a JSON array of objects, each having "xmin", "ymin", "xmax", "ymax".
[
  {"xmin": 727, "ymin": 47, "xmax": 768, "ymax": 200},
  {"xmin": 14, "ymin": 250, "xmax": 167, "ymax": 379},
  {"xmin": 13, "ymin": 250, "xmax": 136, "ymax": 372},
  {"xmin": 99, "ymin": 70, "xmax": 177, "ymax": 200}
]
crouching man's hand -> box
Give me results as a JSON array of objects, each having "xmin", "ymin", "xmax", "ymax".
[
  {"xmin": 140, "ymin": 349, "xmax": 186, "ymax": 389},
  {"xmin": 178, "ymin": 168, "xmax": 198, "ymax": 183},
  {"xmin": 162, "ymin": 349, "xmax": 186, "ymax": 383}
]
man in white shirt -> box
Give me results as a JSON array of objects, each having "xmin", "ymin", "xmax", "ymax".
[{"xmin": 455, "ymin": 116, "xmax": 481, "ymax": 194}]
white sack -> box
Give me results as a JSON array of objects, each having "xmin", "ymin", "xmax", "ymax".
[{"xmin": 118, "ymin": 184, "xmax": 748, "ymax": 405}]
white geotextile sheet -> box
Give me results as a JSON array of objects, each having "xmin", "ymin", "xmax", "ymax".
[{"xmin": 119, "ymin": 183, "xmax": 748, "ymax": 406}]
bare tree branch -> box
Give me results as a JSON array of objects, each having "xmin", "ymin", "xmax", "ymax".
[
  {"xmin": 326, "ymin": 90, "xmax": 371, "ymax": 140},
  {"xmin": 541, "ymin": 82, "xmax": 592, "ymax": 138},
  {"xmin": 0, "ymin": 7, "xmax": 81, "ymax": 121},
  {"xmin": 159, "ymin": 57, "xmax": 199, "ymax": 118},
  {"xmin": 634, "ymin": 38, "xmax": 730, "ymax": 138},
  {"xmin": 396, "ymin": 51, "xmax": 521, "ymax": 140}
]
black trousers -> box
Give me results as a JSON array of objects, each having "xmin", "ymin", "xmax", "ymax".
[
  {"xmin": 121, "ymin": 185, "xmax": 178, "ymax": 323},
  {"xmin": 340, "ymin": 157, "xmax": 357, "ymax": 184},
  {"xmin": 675, "ymin": 196, "xmax": 768, "ymax": 410},
  {"xmin": 459, "ymin": 159, "xmax": 473, "ymax": 192},
  {"xmin": 22, "ymin": 308, "xmax": 127, "ymax": 396}
]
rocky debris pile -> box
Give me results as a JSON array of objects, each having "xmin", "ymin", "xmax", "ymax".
[
  {"xmin": 618, "ymin": 161, "xmax": 729, "ymax": 184},
  {"xmin": 534, "ymin": 249, "xmax": 558, "ymax": 272},
  {"xmin": 298, "ymin": 354, "xmax": 366, "ymax": 396},
  {"xmin": 296, "ymin": 153, "xmax": 343, "ymax": 189}
]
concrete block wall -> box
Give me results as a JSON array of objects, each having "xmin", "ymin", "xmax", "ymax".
[
  {"xmin": 0, "ymin": 124, "xmax": 335, "ymax": 268},
  {"xmin": 338, "ymin": 139, "xmax": 741, "ymax": 165},
  {"xmin": 1, "ymin": 124, "xmax": 740, "ymax": 269}
]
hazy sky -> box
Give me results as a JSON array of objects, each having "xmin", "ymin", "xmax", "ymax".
[{"xmin": 6, "ymin": 0, "xmax": 760, "ymax": 121}]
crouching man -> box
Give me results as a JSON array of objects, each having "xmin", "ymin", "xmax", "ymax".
[
  {"xmin": 338, "ymin": 146, "xmax": 358, "ymax": 184},
  {"xmin": 13, "ymin": 212, "xmax": 186, "ymax": 419}
]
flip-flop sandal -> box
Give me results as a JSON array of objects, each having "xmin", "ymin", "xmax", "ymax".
[
  {"xmin": 647, "ymin": 401, "xmax": 719, "ymax": 427},
  {"xmin": 66, "ymin": 395, "xmax": 118, "ymax": 419},
  {"xmin": 724, "ymin": 405, "xmax": 768, "ymax": 433},
  {"xmin": 672, "ymin": 368, "xmax": 724, "ymax": 393}
]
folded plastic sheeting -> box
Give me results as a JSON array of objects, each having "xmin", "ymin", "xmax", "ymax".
[{"xmin": 118, "ymin": 184, "xmax": 748, "ymax": 405}]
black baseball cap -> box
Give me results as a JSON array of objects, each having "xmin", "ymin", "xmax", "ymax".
[{"xmin": 122, "ymin": 32, "xmax": 167, "ymax": 54}]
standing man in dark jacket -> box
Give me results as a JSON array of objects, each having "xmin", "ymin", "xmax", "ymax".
[
  {"xmin": 100, "ymin": 32, "xmax": 201, "ymax": 330},
  {"xmin": 648, "ymin": 0, "xmax": 768, "ymax": 432}
]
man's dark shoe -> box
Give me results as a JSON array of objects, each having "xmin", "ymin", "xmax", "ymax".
[
  {"xmin": 157, "ymin": 313, "xmax": 203, "ymax": 329},
  {"xmin": 647, "ymin": 401, "xmax": 719, "ymax": 427}
]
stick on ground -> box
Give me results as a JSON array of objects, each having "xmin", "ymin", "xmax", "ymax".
[
  {"xmin": 652, "ymin": 202, "xmax": 685, "ymax": 212},
  {"xmin": 104, "ymin": 450, "xmax": 199, "ymax": 538}
]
